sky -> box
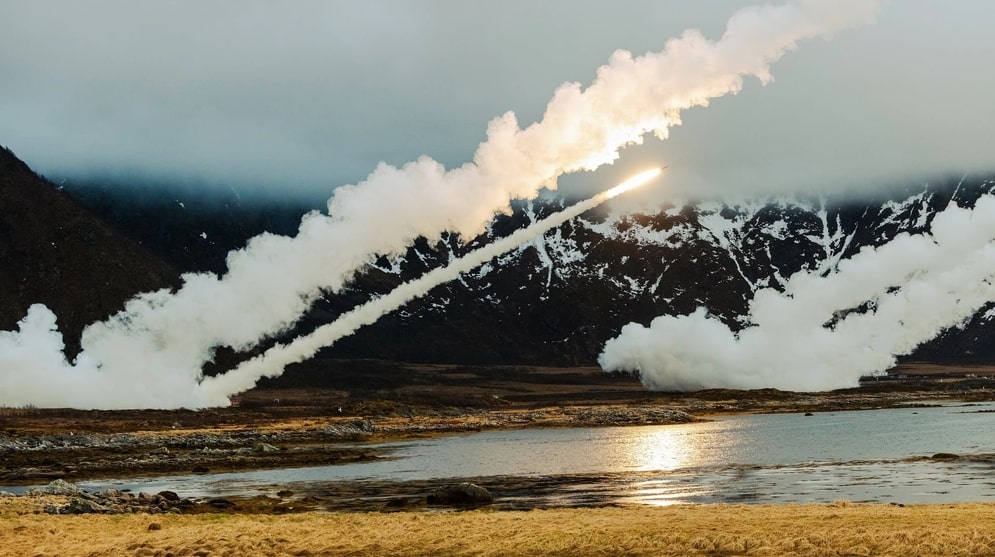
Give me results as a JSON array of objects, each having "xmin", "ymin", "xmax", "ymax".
[{"xmin": 2, "ymin": 0, "xmax": 994, "ymax": 203}]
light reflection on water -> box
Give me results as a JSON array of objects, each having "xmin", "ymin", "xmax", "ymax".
[
  {"xmin": 16, "ymin": 401, "xmax": 995, "ymax": 507},
  {"xmin": 626, "ymin": 427, "xmax": 698, "ymax": 472}
]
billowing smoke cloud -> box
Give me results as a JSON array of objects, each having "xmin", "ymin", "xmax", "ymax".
[
  {"xmin": 0, "ymin": 0, "xmax": 880, "ymax": 409},
  {"xmin": 600, "ymin": 196, "xmax": 995, "ymax": 391}
]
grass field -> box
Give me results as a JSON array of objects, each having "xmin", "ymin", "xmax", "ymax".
[{"xmin": 4, "ymin": 498, "xmax": 995, "ymax": 556}]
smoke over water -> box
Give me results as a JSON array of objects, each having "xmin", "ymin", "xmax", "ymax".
[
  {"xmin": 0, "ymin": 0, "xmax": 880, "ymax": 409},
  {"xmin": 600, "ymin": 197, "xmax": 995, "ymax": 391}
]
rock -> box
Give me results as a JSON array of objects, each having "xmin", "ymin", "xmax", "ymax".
[
  {"xmin": 383, "ymin": 497, "xmax": 425, "ymax": 511},
  {"xmin": 427, "ymin": 482, "xmax": 493, "ymax": 506},
  {"xmin": 206, "ymin": 497, "xmax": 236, "ymax": 509},
  {"xmin": 148, "ymin": 522, "xmax": 162, "ymax": 531},
  {"xmin": 0, "ymin": 491, "xmax": 16, "ymax": 497},
  {"xmin": 43, "ymin": 479, "xmax": 81, "ymax": 495},
  {"xmin": 157, "ymin": 490, "xmax": 180, "ymax": 501},
  {"xmin": 66, "ymin": 497, "xmax": 109, "ymax": 514},
  {"xmin": 253, "ymin": 442, "xmax": 280, "ymax": 453},
  {"xmin": 95, "ymin": 488, "xmax": 123, "ymax": 498},
  {"xmin": 931, "ymin": 453, "xmax": 960, "ymax": 460},
  {"xmin": 43, "ymin": 503, "xmax": 63, "ymax": 514}
]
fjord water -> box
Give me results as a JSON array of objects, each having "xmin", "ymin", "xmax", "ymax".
[{"xmin": 76, "ymin": 402, "xmax": 995, "ymax": 506}]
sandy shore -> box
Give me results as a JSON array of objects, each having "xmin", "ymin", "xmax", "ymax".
[{"xmin": 4, "ymin": 496, "xmax": 995, "ymax": 556}]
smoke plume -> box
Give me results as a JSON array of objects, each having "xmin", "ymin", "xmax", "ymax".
[
  {"xmin": 197, "ymin": 170, "xmax": 660, "ymax": 403},
  {"xmin": 0, "ymin": 0, "xmax": 880, "ymax": 409},
  {"xmin": 600, "ymin": 196, "xmax": 995, "ymax": 391}
]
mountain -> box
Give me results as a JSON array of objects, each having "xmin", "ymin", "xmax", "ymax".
[
  {"xmin": 315, "ymin": 173, "xmax": 995, "ymax": 366},
  {"xmin": 8, "ymin": 146, "xmax": 995, "ymax": 369},
  {"xmin": 0, "ymin": 146, "xmax": 178, "ymax": 357},
  {"xmin": 60, "ymin": 178, "xmax": 319, "ymax": 276}
]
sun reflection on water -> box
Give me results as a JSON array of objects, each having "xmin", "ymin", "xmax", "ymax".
[
  {"xmin": 616, "ymin": 425, "xmax": 710, "ymax": 506},
  {"xmin": 624, "ymin": 426, "xmax": 699, "ymax": 472}
]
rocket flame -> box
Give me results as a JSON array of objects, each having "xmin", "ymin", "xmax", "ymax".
[{"xmin": 602, "ymin": 167, "xmax": 664, "ymax": 200}]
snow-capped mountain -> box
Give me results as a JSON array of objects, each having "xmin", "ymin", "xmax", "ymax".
[
  {"xmin": 317, "ymin": 174, "xmax": 995, "ymax": 365},
  {"xmin": 13, "ymin": 143, "xmax": 994, "ymax": 368}
]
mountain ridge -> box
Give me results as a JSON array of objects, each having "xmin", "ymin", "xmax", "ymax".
[{"xmin": 5, "ymin": 147, "xmax": 995, "ymax": 372}]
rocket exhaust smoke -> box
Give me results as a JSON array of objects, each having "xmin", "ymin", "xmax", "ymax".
[
  {"xmin": 0, "ymin": 0, "xmax": 882, "ymax": 409},
  {"xmin": 600, "ymin": 196, "xmax": 995, "ymax": 392},
  {"xmin": 198, "ymin": 169, "xmax": 662, "ymax": 403}
]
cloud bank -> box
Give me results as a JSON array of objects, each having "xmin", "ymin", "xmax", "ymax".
[{"xmin": 2, "ymin": 1, "xmax": 991, "ymax": 198}]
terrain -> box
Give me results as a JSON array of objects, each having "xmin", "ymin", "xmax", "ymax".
[
  {"xmin": 3, "ymin": 360, "xmax": 993, "ymax": 491},
  {"xmin": 5, "ymin": 494, "xmax": 995, "ymax": 556},
  {"xmin": 0, "ymin": 147, "xmax": 178, "ymax": 357}
]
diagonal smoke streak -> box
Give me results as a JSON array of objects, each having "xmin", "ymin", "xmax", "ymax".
[
  {"xmin": 600, "ymin": 196, "xmax": 995, "ymax": 392},
  {"xmin": 196, "ymin": 170, "xmax": 662, "ymax": 405},
  {"xmin": 0, "ymin": 0, "xmax": 882, "ymax": 409}
]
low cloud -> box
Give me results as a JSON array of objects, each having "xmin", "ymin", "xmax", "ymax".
[{"xmin": 1, "ymin": 1, "xmax": 992, "ymax": 199}]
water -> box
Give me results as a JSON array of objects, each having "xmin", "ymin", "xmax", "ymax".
[{"xmin": 17, "ymin": 402, "xmax": 995, "ymax": 507}]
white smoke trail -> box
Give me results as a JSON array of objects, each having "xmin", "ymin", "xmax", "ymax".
[
  {"xmin": 600, "ymin": 195, "xmax": 995, "ymax": 392},
  {"xmin": 197, "ymin": 170, "xmax": 662, "ymax": 404},
  {"xmin": 0, "ymin": 0, "xmax": 881, "ymax": 409}
]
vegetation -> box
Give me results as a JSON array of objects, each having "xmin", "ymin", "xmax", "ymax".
[{"xmin": 4, "ymin": 499, "xmax": 995, "ymax": 556}]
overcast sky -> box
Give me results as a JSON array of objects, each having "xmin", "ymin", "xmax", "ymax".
[{"xmin": 2, "ymin": 1, "xmax": 993, "ymax": 202}]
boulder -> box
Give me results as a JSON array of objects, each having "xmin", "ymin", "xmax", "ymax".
[
  {"xmin": 156, "ymin": 490, "xmax": 180, "ymax": 501},
  {"xmin": 427, "ymin": 482, "xmax": 493, "ymax": 506},
  {"xmin": 43, "ymin": 479, "xmax": 80, "ymax": 495},
  {"xmin": 66, "ymin": 497, "xmax": 109, "ymax": 514}
]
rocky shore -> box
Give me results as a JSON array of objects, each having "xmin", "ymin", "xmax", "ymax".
[
  {"xmin": 0, "ymin": 405, "xmax": 696, "ymax": 485},
  {"xmin": 2, "ymin": 365, "xmax": 989, "ymax": 490}
]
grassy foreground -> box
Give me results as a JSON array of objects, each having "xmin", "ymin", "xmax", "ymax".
[{"xmin": 4, "ymin": 499, "xmax": 995, "ymax": 556}]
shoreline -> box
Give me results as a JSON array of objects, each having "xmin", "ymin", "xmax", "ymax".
[
  {"xmin": 4, "ymin": 369, "xmax": 995, "ymax": 555},
  {"xmin": 0, "ymin": 391, "xmax": 971, "ymax": 487}
]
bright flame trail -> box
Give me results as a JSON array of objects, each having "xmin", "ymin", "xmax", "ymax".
[{"xmin": 197, "ymin": 169, "xmax": 663, "ymax": 404}]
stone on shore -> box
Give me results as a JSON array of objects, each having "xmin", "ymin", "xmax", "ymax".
[{"xmin": 427, "ymin": 482, "xmax": 493, "ymax": 506}]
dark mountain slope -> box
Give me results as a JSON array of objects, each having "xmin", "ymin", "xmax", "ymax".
[{"xmin": 0, "ymin": 146, "xmax": 178, "ymax": 356}]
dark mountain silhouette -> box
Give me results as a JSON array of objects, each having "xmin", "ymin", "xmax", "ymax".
[{"xmin": 0, "ymin": 146, "xmax": 178, "ymax": 357}]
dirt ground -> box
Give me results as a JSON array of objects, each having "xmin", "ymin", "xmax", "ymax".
[{"xmin": 3, "ymin": 361, "xmax": 995, "ymax": 555}]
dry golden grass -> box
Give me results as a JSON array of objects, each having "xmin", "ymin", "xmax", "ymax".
[{"xmin": 4, "ymin": 499, "xmax": 995, "ymax": 556}]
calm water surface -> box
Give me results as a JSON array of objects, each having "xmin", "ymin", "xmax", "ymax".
[{"xmin": 45, "ymin": 402, "xmax": 995, "ymax": 506}]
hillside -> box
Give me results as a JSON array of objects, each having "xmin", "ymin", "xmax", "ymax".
[{"xmin": 0, "ymin": 146, "xmax": 178, "ymax": 357}]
